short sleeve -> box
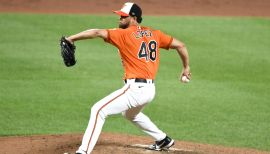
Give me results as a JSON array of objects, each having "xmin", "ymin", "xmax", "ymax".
[
  {"xmin": 157, "ymin": 30, "xmax": 173, "ymax": 50},
  {"xmin": 104, "ymin": 28, "xmax": 124, "ymax": 48}
]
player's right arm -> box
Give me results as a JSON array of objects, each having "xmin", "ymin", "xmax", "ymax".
[
  {"xmin": 157, "ymin": 29, "xmax": 191, "ymax": 81},
  {"xmin": 170, "ymin": 38, "xmax": 191, "ymax": 80},
  {"xmin": 66, "ymin": 29, "xmax": 108, "ymax": 43}
]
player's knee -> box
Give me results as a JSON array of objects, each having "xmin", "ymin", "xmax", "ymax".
[
  {"xmin": 91, "ymin": 105, "xmax": 107, "ymax": 120},
  {"xmin": 90, "ymin": 104, "xmax": 99, "ymax": 114}
]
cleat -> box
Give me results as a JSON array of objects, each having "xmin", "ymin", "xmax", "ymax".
[{"xmin": 148, "ymin": 136, "xmax": 175, "ymax": 151}]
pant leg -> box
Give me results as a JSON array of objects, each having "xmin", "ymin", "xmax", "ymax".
[
  {"xmin": 77, "ymin": 84, "xmax": 132, "ymax": 154},
  {"xmin": 122, "ymin": 106, "xmax": 166, "ymax": 141},
  {"xmin": 77, "ymin": 82, "xmax": 158, "ymax": 154}
]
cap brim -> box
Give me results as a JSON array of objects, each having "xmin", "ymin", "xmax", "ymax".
[{"xmin": 113, "ymin": 10, "xmax": 129, "ymax": 16}]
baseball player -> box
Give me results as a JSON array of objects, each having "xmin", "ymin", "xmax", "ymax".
[{"xmin": 66, "ymin": 2, "xmax": 191, "ymax": 154}]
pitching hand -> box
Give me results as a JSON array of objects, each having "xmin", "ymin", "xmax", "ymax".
[{"xmin": 180, "ymin": 66, "xmax": 191, "ymax": 83}]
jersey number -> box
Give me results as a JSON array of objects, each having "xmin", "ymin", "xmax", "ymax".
[{"xmin": 138, "ymin": 40, "xmax": 157, "ymax": 61}]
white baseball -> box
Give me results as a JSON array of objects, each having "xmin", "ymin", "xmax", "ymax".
[{"xmin": 181, "ymin": 75, "xmax": 190, "ymax": 83}]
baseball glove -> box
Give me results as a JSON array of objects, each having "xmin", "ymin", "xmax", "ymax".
[{"xmin": 60, "ymin": 37, "xmax": 76, "ymax": 67}]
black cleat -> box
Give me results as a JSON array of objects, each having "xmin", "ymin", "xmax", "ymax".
[{"xmin": 148, "ymin": 136, "xmax": 175, "ymax": 151}]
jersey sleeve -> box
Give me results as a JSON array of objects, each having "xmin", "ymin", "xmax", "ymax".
[
  {"xmin": 157, "ymin": 30, "xmax": 173, "ymax": 50},
  {"xmin": 104, "ymin": 28, "xmax": 124, "ymax": 48}
]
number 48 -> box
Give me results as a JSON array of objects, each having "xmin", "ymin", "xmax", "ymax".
[{"xmin": 138, "ymin": 40, "xmax": 157, "ymax": 61}]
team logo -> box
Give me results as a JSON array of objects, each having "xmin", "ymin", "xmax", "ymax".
[{"xmin": 133, "ymin": 30, "xmax": 152, "ymax": 39}]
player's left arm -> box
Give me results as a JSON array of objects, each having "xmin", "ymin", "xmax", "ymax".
[
  {"xmin": 66, "ymin": 29, "xmax": 108, "ymax": 43},
  {"xmin": 169, "ymin": 38, "xmax": 191, "ymax": 79}
]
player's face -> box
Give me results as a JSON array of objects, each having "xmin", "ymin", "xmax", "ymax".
[{"xmin": 119, "ymin": 16, "xmax": 131, "ymax": 29}]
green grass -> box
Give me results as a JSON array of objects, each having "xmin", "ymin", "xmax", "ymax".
[{"xmin": 0, "ymin": 13, "xmax": 270, "ymax": 151}]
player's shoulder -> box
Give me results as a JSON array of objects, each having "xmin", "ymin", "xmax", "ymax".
[
  {"xmin": 108, "ymin": 28, "xmax": 125, "ymax": 32},
  {"xmin": 107, "ymin": 28, "xmax": 128, "ymax": 37}
]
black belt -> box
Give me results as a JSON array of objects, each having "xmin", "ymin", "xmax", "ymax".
[{"xmin": 124, "ymin": 78, "xmax": 154, "ymax": 84}]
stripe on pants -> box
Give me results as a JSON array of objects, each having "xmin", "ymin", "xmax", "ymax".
[{"xmin": 86, "ymin": 85, "xmax": 131, "ymax": 153}]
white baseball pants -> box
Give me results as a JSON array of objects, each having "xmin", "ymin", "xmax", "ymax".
[{"xmin": 76, "ymin": 79, "xmax": 166, "ymax": 154}]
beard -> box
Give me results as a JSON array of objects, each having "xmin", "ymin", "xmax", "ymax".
[{"xmin": 119, "ymin": 21, "xmax": 129, "ymax": 29}]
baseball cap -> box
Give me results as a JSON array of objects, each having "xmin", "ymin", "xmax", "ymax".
[{"xmin": 114, "ymin": 2, "xmax": 142, "ymax": 23}]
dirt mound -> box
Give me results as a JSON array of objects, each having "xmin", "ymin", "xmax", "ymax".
[{"xmin": 0, "ymin": 132, "xmax": 269, "ymax": 154}]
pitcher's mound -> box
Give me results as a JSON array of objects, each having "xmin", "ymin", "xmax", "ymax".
[{"xmin": 0, "ymin": 132, "xmax": 269, "ymax": 154}]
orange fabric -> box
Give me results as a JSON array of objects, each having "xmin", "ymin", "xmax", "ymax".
[{"xmin": 105, "ymin": 26, "xmax": 173, "ymax": 80}]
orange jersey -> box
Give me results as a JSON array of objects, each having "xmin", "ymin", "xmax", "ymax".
[{"xmin": 105, "ymin": 25, "xmax": 173, "ymax": 80}]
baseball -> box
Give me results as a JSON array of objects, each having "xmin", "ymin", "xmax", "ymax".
[{"xmin": 181, "ymin": 75, "xmax": 190, "ymax": 83}]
